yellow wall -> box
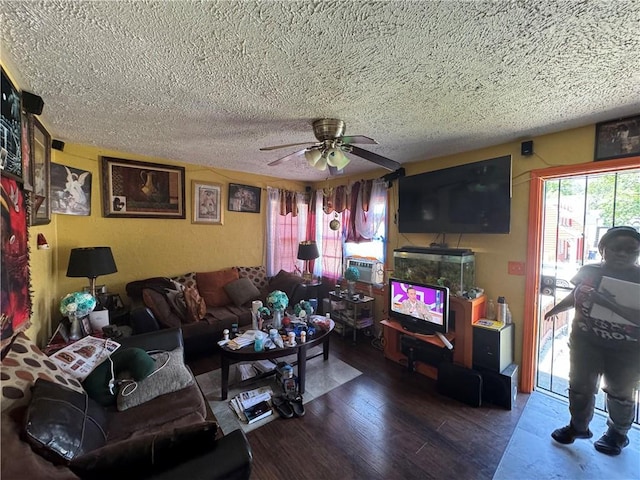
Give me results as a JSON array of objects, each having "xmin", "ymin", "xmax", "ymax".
[{"xmin": 26, "ymin": 142, "xmax": 305, "ymax": 345}]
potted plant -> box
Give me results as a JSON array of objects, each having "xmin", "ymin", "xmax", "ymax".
[{"xmin": 344, "ymin": 266, "xmax": 360, "ymax": 296}]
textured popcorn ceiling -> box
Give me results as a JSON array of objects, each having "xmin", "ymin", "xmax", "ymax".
[{"xmin": 1, "ymin": 1, "xmax": 639, "ymax": 181}]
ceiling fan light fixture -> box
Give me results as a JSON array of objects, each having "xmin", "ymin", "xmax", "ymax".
[
  {"xmin": 326, "ymin": 148, "xmax": 350, "ymax": 169},
  {"xmin": 304, "ymin": 148, "xmax": 322, "ymax": 167},
  {"xmin": 315, "ymin": 155, "xmax": 328, "ymax": 171}
]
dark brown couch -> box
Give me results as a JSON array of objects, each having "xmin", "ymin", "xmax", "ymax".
[
  {"xmin": 0, "ymin": 328, "xmax": 252, "ymax": 479},
  {"xmin": 125, "ymin": 267, "xmax": 310, "ymax": 357}
]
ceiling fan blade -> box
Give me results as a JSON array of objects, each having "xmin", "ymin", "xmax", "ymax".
[
  {"xmin": 260, "ymin": 141, "xmax": 315, "ymax": 151},
  {"xmin": 350, "ymin": 145, "xmax": 401, "ymax": 171},
  {"xmin": 267, "ymin": 149, "xmax": 307, "ymax": 166},
  {"xmin": 341, "ymin": 135, "xmax": 378, "ymax": 145}
]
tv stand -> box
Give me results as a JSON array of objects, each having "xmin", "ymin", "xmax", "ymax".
[{"xmin": 381, "ymin": 294, "xmax": 485, "ymax": 380}]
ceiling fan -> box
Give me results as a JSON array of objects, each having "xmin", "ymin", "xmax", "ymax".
[{"xmin": 260, "ymin": 118, "xmax": 401, "ymax": 174}]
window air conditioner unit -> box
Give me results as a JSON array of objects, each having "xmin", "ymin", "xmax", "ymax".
[{"xmin": 345, "ymin": 257, "xmax": 384, "ymax": 285}]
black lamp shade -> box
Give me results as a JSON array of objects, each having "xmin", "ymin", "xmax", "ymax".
[
  {"xmin": 297, "ymin": 241, "xmax": 319, "ymax": 261},
  {"xmin": 66, "ymin": 247, "xmax": 117, "ymax": 279}
]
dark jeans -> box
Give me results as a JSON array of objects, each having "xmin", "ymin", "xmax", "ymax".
[{"xmin": 568, "ymin": 335, "xmax": 640, "ymax": 435}]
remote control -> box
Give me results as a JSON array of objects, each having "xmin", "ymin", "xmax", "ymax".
[{"xmin": 436, "ymin": 331, "xmax": 454, "ymax": 350}]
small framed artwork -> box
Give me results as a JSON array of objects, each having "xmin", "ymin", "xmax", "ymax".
[
  {"xmin": 1, "ymin": 67, "xmax": 23, "ymax": 182},
  {"xmin": 228, "ymin": 183, "xmax": 261, "ymax": 213},
  {"xmin": 51, "ymin": 163, "xmax": 92, "ymax": 215},
  {"xmin": 192, "ymin": 180, "xmax": 223, "ymax": 225},
  {"xmin": 20, "ymin": 112, "xmax": 33, "ymax": 192},
  {"xmin": 594, "ymin": 114, "xmax": 640, "ymax": 161},
  {"xmin": 30, "ymin": 116, "xmax": 51, "ymax": 225},
  {"xmin": 101, "ymin": 157, "xmax": 185, "ymax": 219}
]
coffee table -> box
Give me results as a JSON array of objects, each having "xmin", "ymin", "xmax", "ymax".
[{"xmin": 219, "ymin": 320, "xmax": 334, "ymax": 400}]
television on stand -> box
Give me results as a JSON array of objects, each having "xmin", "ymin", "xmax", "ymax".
[{"xmin": 389, "ymin": 278, "xmax": 453, "ymax": 349}]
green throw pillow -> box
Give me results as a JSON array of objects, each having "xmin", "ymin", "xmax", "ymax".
[{"xmin": 83, "ymin": 348, "xmax": 155, "ymax": 406}]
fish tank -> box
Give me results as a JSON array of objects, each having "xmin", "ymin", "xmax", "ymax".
[{"xmin": 393, "ymin": 247, "xmax": 475, "ymax": 296}]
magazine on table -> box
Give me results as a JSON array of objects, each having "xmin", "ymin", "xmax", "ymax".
[{"xmin": 49, "ymin": 336, "xmax": 120, "ymax": 381}]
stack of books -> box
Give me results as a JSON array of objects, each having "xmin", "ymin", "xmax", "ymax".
[{"xmin": 229, "ymin": 386, "xmax": 274, "ymax": 424}]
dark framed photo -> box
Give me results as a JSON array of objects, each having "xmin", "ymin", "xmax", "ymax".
[
  {"xmin": 228, "ymin": 183, "xmax": 261, "ymax": 213},
  {"xmin": 594, "ymin": 114, "xmax": 640, "ymax": 161},
  {"xmin": 101, "ymin": 157, "xmax": 185, "ymax": 219},
  {"xmin": 51, "ymin": 163, "xmax": 92, "ymax": 216},
  {"xmin": 1, "ymin": 67, "xmax": 23, "ymax": 182},
  {"xmin": 30, "ymin": 116, "xmax": 51, "ymax": 225}
]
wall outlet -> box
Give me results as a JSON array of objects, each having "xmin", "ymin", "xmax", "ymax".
[{"xmin": 508, "ymin": 261, "xmax": 526, "ymax": 276}]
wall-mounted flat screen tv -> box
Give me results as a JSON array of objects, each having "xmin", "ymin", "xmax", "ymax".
[{"xmin": 398, "ymin": 155, "xmax": 512, "ymax": 234}]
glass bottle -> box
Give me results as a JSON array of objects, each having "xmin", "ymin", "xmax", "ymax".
[{"xmin": 486, "ymin": 299, "xmax": 496, "ymax": 320}]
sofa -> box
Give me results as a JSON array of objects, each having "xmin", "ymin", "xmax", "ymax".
[
  {"xmin": 0, "ymin": 328, "xmax": 252, "ymax": 479},
  {"xmin": 125, "ymin": 266, "xmax": 311, "ymax": 357}
]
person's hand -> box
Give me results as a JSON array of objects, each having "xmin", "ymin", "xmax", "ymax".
[{"xmin": 544, "ymin": 311, "xmax": 556, "ymax": 320}]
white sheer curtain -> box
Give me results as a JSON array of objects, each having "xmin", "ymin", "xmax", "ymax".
[
  {"xmin": 354, "ymin": 179, "xmax": 387, "ymax": 239},
  {"xmin": 266, "ymin": 187, "xmax": 309, "ymax": 277}
]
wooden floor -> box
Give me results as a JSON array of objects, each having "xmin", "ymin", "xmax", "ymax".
[{"xmin": 189, "ymin": 332, "xmax": 528, "ymax": 480}]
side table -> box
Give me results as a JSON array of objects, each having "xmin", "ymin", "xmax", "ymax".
[{"xmin": 328, "ymin": 291, "xmax": 375, "ymax": 344}]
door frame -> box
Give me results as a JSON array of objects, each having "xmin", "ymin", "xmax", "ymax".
[{"xmin": 522, "ymin": 155, "xmax": 640, "ymax": 392}]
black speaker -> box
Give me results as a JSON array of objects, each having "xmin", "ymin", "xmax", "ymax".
[
  {"xmin": 472, "ymin": 323, "xmax": 514, "ymax": 372},
  {"xmin": 52, "ymin": 140, "xmax": 65, "ymax": 151},
  {"xmin": 521, "ymin": 140, "xmax": 533, "ymax": 156},
  {"xmin": 401, "ymin": 335, "xmax": 452, "ymax": 371},
  {"xmin": 540, "ymin": 275, "xmax": 555, "ymax": 296},
  {"xmin": 437, "ymin": 363, "xmax": 482, "ymax": 408},
  {"xmin": 22, "ymin": 91, "xmax": 44, "ymax": 115},
  {"xmin": 477, "ymin": 363, "xmax": 518, "ymax": 410}
]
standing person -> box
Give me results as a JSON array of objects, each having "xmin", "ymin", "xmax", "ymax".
[
  {"xmin": 544, "ymin": 226, "xmax": 640, "ymax": 456},
  {"xmin": 400, "ymin": 287, "xmax": 433, "ymax": 321}
]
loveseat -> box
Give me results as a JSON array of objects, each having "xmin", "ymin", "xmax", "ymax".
[
  {"xmin": 0, "ymin": 328, "xmax": 252, "ymax": 479},
  {"xmin": 126, "ymin": 266, "xmax": 311, "ymax": 357}
]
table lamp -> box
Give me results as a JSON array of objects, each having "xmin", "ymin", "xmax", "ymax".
[
  {"xmin": 297, "ymin": 241, "xmax": 319, "ymax": 282},
  {"xmin": 66, "ymin": 247, "xmax": 118, "ymax": 298}
]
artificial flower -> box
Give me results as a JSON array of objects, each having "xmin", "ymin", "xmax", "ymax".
[
  {"xmin": 345, "ymin": 266, "xmax": 360, "ymax": 281},
  {"xmin": 266, "ymin": 290, "xmax": 289, "ymax": 312},
  {"xmin": 60, "ymin": 291, "xmax": 96, "ymax": 318}
]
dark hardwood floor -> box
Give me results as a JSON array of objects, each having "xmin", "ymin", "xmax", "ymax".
[{"xmin": 188, "ymin": 333, "xmax": 528, "ymax": 480}]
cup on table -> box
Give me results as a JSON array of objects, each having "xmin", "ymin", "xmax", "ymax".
[{"xmin": 254, "ymin": 335, "xmax": 264, "ymax": 352}]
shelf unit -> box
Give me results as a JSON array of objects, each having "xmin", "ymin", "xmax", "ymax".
[
  {"xmin": 328, "ymin": 291, "xmax": 375, "ymax": 343},
  {"xmin": 381, "ymin": 294, "xmax": 485, "ymax": 380}
]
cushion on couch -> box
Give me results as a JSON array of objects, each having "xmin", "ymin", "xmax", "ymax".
[
  {"xmin": 24, "ymin": 379, "xmax": 108, "ymax": 464},
  {"xmin": 142, "ymin": 288, "xmax": 183, "ymax": 328},
  {"xmin": 70, "ymin": 421, "xmax": 218, "ymax": 479},
  {"xmin": 171, "ymin": 272, "xmax": 197, "ymax": 290},
  {"xmin": 235, "ymin": 266, "xmax": 269, "ymax": 291},
  {"xmin": 183, "ymin": 285, "xmax": 206, "ymax": 323},
  {"xmin": 83, "ymin": 348, "xmax": 156, "ymax": 406},
  {"xmin": 196, "ymin": 268, "xmax": 239, "ymax": 307},
  {"xmin": 263, "ymin": 269, "xmax": 304, "ymax": 299},
  {"xmin": 116, "ymin": 346, "xmax": 193, "ymax": 411},
  {"xmin": 1, "ymin": 407, "xmax": 80, "ymax": 480},
  {"xmin": 224, "ymin": 277, "xmax": 262, "ymax": 307},
  {"xmin": 1, "ymin": 333, "xmax": 84, "ymax": 413}
]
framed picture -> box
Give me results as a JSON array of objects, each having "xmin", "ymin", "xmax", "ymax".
[
  {"xmin": 30, "ymin": 116, "xmax": 51, "ymax": 225},
  {"xmin": 228, "ymin": 183, "xmax": 261, "ymax": 213},
  {"xmin": 192, "ymin": 180, "xmax": 223, "ymax": 225},
  {"xmin": 594, "ymin": 114, "xmax": 640, "ymax": 161},
  {"xmin": 20, "ymin": 112, "xmax": 33, "ymax": 191},
  {"xmin": 101, "ymin": 157, "xmax": 185, "ymax": 219},
  {"xmin": 51, "ymin": 163, "xmax": 92, "ymax": 215},
  {"xmin": 1, "ymin": 67, "xmax": 23, "ymax": 182},
  {"xmin": 1, "ymin": 176, "xmax": 31, "ymax": 348}
]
